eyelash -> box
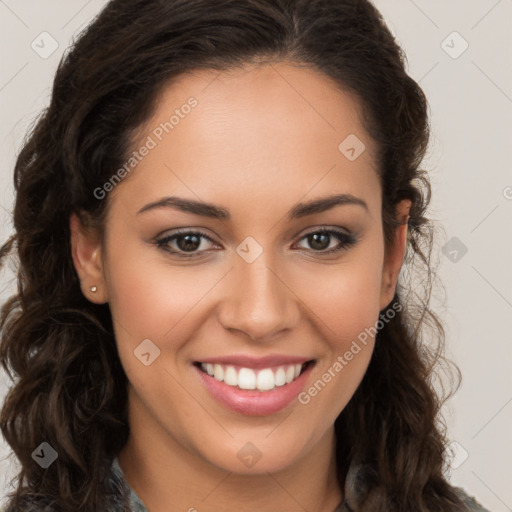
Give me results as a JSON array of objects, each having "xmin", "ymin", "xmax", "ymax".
[{"xmin": 154, "ymin": 227, "xmax": 358, "ymax": 258}]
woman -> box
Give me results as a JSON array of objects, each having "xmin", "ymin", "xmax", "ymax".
[{"xmin": 0, "ymin": 0, "xmax": 491, "ymax": 511}]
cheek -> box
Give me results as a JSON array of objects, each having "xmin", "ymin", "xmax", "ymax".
[
  {"xmin": 295, "ymin": 235, "xmax": 384, "ymax": 344},
  {"xmin": 103, "ymin": 235, "xmax": 221, "ymax": 367},
  {"xmin": 108, "ymin": 264, "xmax": 204, "ymax": 337},
  {"xmin": 291, "ymin": 239, "xmax": 383, "ymax": 414}
]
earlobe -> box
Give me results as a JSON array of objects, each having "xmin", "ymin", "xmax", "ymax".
[
  {"xmin": 379, "ymin": 199, "xmax": 411, "ymax": 311},
  {"xmin": 69, "ymin": 212, "xmax": 108, "ymax": 303}
]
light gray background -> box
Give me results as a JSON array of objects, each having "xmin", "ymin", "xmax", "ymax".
[{"xmin": 0, "ymin": 1, "xmax": 511, "ymax": 510}]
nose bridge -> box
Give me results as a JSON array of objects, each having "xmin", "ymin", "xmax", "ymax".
[{"xmin": 219, "ymin": 245, "xmax": 298, "ymax": 341}]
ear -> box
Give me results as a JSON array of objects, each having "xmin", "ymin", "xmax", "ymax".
[
  {"xmin": 379, "ymin": 199, "xmax": 411, "ymax": 311},
  {"xmin": 70, "ymin": 212, "xmax": 108, "ymax": 304}
]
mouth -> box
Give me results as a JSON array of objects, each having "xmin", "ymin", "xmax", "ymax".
[
  {"xmin": 193, "ymin": 358, "xmax": 317, "ymax": 416},
  {"xmin": 193, "ymin": 360, "xmax": 316, "ymax": 392}
]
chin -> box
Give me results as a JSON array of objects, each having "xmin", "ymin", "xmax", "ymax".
[{"xmin": 197, "ymin": 436, "xmax": 309, "ymax": 475}]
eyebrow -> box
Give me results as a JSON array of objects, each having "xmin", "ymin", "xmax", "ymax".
[{"xmin": 136, "ymin": 193, "xmax": 369, "ymax": 220}]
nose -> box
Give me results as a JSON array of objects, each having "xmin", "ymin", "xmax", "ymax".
[{"xmin": 218, "ymin": 252, "xmax": 300, "ymax": 342}]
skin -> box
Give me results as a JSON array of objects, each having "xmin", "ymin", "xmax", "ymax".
[{"xmin": 70, "ymin": 61, "xmax": 411, "ymax": 512}]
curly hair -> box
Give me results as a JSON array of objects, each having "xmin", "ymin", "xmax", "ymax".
[{"xmin": 0, "ymin": 0, "xmax": 467, "ymax": 510}]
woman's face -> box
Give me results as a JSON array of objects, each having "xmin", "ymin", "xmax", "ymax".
[{"xmin": 72, "ymin": 62, "xmax": 409, "ymax": 474}]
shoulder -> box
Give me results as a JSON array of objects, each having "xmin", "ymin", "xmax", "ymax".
[
  {"xmin": 454, "ymin": 486, "xmax": 492, "ymax": 512},
  {"xmin": 0, "ymin": 457, "xmax": 135, "ymax": 512},
  {"xmin": 342, "ymin": 462, "xmax": 492, "ymax": 512},
  {"xmin": 1, "ymin": 496, "xmax": 57, "ymax": 512},
  {"xmin": 109, "ymin": 457, "xmax": 148, "ymax": 511}
]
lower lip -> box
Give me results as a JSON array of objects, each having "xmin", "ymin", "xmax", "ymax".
[{"xmin": 194, "ymin": 363, "xmax": 315, "ymax": 416}]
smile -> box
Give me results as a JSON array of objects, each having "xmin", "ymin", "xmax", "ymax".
[
  {"xmin": 193, "ymin": 358, "xmax": 316, "ymax": 416},
  {"xmin": 197, "ymin": 362, "xmax": 312, "ymax": 392}
]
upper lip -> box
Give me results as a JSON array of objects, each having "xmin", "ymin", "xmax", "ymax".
[{"xmin": 195, "ymin": 354, "xmax": 315, "ymax": 370}]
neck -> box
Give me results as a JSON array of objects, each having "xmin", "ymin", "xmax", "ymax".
[{"xmin": 117, "ymin": 386, "xmax": 343, "ymax": 512}]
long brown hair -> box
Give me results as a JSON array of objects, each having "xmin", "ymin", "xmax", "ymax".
[{"xmin": 1, "ymin": 0, "xmax": 466, "ymax": 510}]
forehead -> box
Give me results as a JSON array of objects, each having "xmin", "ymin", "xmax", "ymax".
[{"xmin": 111, "ymin": 61, "xmax": 380, "ymax": 218}]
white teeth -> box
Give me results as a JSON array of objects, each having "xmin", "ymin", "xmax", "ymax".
[
  {"xmin": 199, "ymin": 362, "xmax": 308, "ymax": 391},
  {"xmin": 224, "ymin": 365, "xmax": 237, "ymax": 386},
  {"xmin": 238, "ymin": 368, "xmax": 256, "ymax": 390},
  {"xmin": 213, "ymin": 364, "xmax": 224, "ymax": 381},
  {"xmin": 256, "ymin": 368, "xmax": 275, "ymax": 391},
  {"xmin": 274, "ymin": 367, "xmax": 286, "ymax": 387}
]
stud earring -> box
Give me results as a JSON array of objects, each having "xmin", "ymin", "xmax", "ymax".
[{"xmin": 91, "ymin": 286, "xmax": 97, "ymax": 293}]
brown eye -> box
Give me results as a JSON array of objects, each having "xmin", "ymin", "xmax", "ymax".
[
  {"xmin": 155, "ymin": 230, "xmax": 217, "ymax": 257},
  {"xmin": 295, "ymin": 228, "xmax": 357, "ymax": 255},
  {"xmin": 174, "ymin": 233, "xmax": 202, "ymax": 252}
]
